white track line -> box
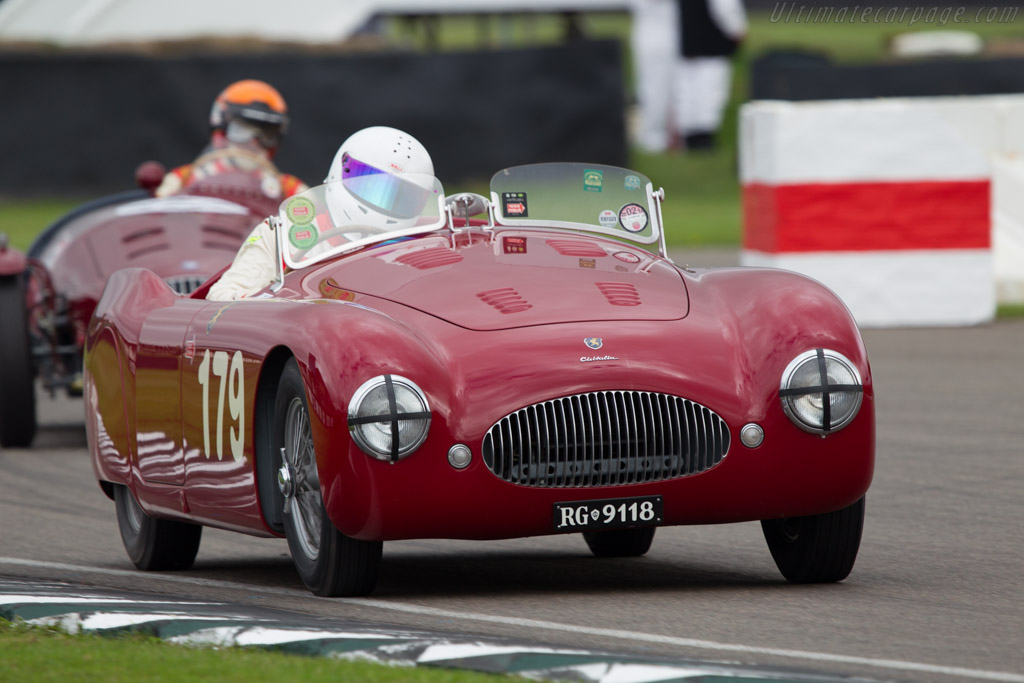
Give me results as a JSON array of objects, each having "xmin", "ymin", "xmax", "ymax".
[{"xmin": 2, "ymin": 557, "xmax": 1021, "ymax": 683}]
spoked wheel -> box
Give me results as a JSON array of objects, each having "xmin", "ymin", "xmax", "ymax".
[
  {"xmin": 761, "ymin": 496, "xmax": 865, "ymax": 584},
  {"xmin": 114, "ymin": 485, "xmax": 202, "ymax": 570},
  {"xmin": 0, "ymin": 274, "xmax": 37, "ymax": 448},
  {"xmin": 274, "ymin": 359, "xmax": 381, "ymax": 596},
  {"xmin": 583, "ymin": 527, "xmax": 656, "ymax": 557}
]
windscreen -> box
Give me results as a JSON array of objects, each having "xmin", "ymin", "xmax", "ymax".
[
  {"xmin": 489, "ymin": 163, "xmax": 660, "ymax": 245},
  {"xmin": 277, "ymin": 175, "xmax": 446, "ymax": 270}
]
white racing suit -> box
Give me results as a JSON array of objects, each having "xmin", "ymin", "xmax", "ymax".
[{"xmin": 206, "ymin": 218, "xmax": 277, "ymax": 301}]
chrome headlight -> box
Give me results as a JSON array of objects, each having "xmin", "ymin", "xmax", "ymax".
[
  {"xmin": 348, "ymin": 375, "xmax": 431, "ymax": 462},
  {"xmin": 779, "ymin": 349, "xmax": 863, "ymax": 435}
]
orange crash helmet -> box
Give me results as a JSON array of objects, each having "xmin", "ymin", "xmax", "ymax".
[{"xmin": 209, "ymin": 79, "xmax": 290, "ymax": 155}]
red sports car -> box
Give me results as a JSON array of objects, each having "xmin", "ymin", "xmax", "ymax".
[
  {"xmin": 0, "ymin": 149, "xmax": 284, "ymax": 448},
  {"xmin": 84, "ymin": 163, "xmax": 873, "ymax": 596}
]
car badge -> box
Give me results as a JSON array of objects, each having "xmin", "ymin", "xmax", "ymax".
[{"xmin": 584, "ymin": 337, "xmax": 603, "ymax": 350}]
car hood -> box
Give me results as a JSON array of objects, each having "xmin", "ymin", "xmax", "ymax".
[{"xmin": 310, "ymin": 232, "xmax": 689, "ymax": 331}]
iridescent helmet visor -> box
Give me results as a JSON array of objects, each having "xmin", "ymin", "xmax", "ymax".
[{"xmin": 341, "ymin": 152, "xmax": 432, "ymax": 219}]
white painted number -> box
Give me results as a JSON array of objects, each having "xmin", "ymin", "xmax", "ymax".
[{"xmin": 197, "ymin": 349, "xmax": 245, "ymax": 461}]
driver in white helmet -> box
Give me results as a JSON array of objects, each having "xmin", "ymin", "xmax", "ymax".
[{"xmin": 206, "ymin": 126, "xmax": 434, "ymax": 301}]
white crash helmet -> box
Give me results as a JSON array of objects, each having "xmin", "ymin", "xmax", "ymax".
[{"xmin": 324, "ymin": 126, "xmax": 435, "ymax": 229}]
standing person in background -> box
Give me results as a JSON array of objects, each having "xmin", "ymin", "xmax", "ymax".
[
  {"xmin": 675, "ymin": 0, "xmax": 747, "ymax": 151},
  {"xmin": 629, "ymin": 0, "xmax": 680, "ymax": 153}
]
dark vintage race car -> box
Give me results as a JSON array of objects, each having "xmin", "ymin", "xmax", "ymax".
[
  {"xmin": 0, "ymin": 148, "xmax": 285, "ymax": 448},
  {"xmin": 85, "ymin": 163, "xmax": 873, "ymax": 596}
]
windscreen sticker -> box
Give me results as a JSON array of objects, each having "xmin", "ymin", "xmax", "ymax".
[
  {"xmin": 583, "ymin": 169, "xmax": 604, "ymax": 193},
  {"xmin": 618, "ymin": 203, "xmax": 649, "ymax": 233},
  {"xmin": 286, "ymin": 196, "xmax": 315, "ymax": 225},
  {"xmin": 624, "ymin": 175, "xmax": 641, "ymax": 191},
  {"xmin": 289, "ymin": 224, "xmax": 319, "ymax": 249},
  {"xmin": 502, "ymin": 192, "xmax": 528, "ymax": 218},
  {"xmin": 598, "ymin": 209, "xmax": 618, "ymax": 228}
]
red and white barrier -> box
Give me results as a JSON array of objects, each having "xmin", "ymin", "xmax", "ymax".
[
  {"xmin": 993, "ymin": 157, "xmax": 1024, "ymax": 305},
  {"xmin": 740, "ymin": 95, "xmax": 1024, "ymax": 327}
]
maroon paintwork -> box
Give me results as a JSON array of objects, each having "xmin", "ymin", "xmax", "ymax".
[
  {"xmin": 85, "ymin": 226, "xmax": 874, "ymax": 543},
  {"xmin": 19, "ymin": 168, "xmax": 278, "ymax": 403}
]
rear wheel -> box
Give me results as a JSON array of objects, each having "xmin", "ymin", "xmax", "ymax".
[
  {"xmin": 0, "ymin": 274, "xmax": 37, "ymax": 448},
  {"xmin": 761, "ymin": 496, "xmax": 865, "ymax": 583},
  {"xmin": 114, "ymin": 485, "xmax": 202, "ymax": 570},
  {"xmin": 583, "ymin": 527, "xmax": 656, "ymax": 557},
  {"xmin": 274, "ymin": 359, "xmax": 381, "ymax": 596}
]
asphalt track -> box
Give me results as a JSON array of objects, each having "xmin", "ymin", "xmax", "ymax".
[{"xmin": 1, "ymin": 256, "xmax": 1022, "ymax": 682}]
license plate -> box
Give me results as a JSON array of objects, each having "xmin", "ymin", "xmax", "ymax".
[{"xmin": 553, "ymin": 495, "xmax": 663, "ymax": 532}]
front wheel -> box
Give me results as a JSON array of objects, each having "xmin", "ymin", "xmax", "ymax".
[
  {"xmin": 114, "ymin": 485, "xmax": 202, "ymax": 570},
  {"xmin": 583, "ymin": 526, "xmax": 656, "ymax": 557},
  {"xmin": 761, "ymin": 496, "xmax": 865, "ymax": 584},
  {"xmin": 0, "ymin": 274, "xmax": 37, "ymax": 448},
  {"xmin": 274, "ymin": 359, "xmax": 381, "ymax": 596}
]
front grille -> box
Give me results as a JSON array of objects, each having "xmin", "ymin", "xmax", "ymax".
[
  {"xmin": 164, "ymin": 274, "xmax": 208, "ymax": 295},
  {"xmin": 482, "ymin": 390, "xmax": 730, "ymax": 488}
]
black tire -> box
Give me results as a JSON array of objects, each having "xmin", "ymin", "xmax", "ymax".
[
  {"xmin": 273, "ymin": 359, "xmax": 381, "ymax": 596},
  {"xmin": 761, "ymin": 496, "xmax": 865, "ymax": 584},
  {"xmin": 0, "ymin": 274, "xmax": 37, "ymax": 448},
  {"xmin": 583, "ymin": 526, "xmax": 656, "ymax": 557},
  {"xmin": 114, "ymin": 484, "xmax": 202, "ymax": 570}
]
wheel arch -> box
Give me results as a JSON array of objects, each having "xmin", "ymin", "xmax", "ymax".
[{"xmin": 254, "ymin": 345, "xmax": 295, "ymax": 535}]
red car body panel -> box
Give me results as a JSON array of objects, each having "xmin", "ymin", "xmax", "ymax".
[
  {"xmin": 34, "ymin": 196, "xmax": 258, "ymax": 348},
  {"xmin": 86, "ymin": 227, "xmax": 874, "ymax": 543},
  {"xmin": 11, "ymin": 162, "xmax": 283, "ymax": 425}
]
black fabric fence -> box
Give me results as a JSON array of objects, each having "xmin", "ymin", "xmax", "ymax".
[
  {"xmin": 752, "ymin": 51, "xmax": 1024, "ymax": 101},
  {"xmin": 0, "ymin": 40, "xmax": 625, "ymax": 197}
]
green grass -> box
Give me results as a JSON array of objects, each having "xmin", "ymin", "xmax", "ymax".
[
  {"xmin": 997, "ymin": 303, "xmax": 1024, "ymax": 318},
  {"xmin": 0, "ymin": 199, "xmax": 78, "ymax": 251},
  {"xmin": 0, "ymin": 619, "xmax": 515, "ymax": 683}
]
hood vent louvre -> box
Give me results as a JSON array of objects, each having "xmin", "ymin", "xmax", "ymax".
[
  {"xmin": 596, "ymin": 282, "xmax": 641, "ymax": 306},
  {"xmin": 477, "ymin": 288, "xmax": 532, "ymax": 314},
  {"xmin": 546, "ymin": 239, "xmax": 607, "ymax": 258},
  {"xmin": 396, "ymin": 247, "xmax": 463, "ymax": 270}
]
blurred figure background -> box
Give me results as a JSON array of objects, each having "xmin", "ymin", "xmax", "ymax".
[
  {"xmin": 156, "ymin": 79, "xmax": 307, "ymax": 200},
  {"xmin": 629, "ymin": 0, "xmax": 679, "ymax": 154},
  {"xmin": 677, "ymin": 0, "xmax": 747, "ymax": 151},
  {"xmin": 630, "ymin": 0, "xmax": 747, "ymax": 153}
]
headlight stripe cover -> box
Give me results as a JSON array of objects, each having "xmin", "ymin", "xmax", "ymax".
[
  {"xmin": 779, "ymin": 348, "xmax": 864, "ymax": 435},
  {"xmin": 348, "ymin": 374, "xmax": 431, "ymax": 462},
  {"xmin": 386, "ymin": 374, "xmax": 400, "ymax": 462}
]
